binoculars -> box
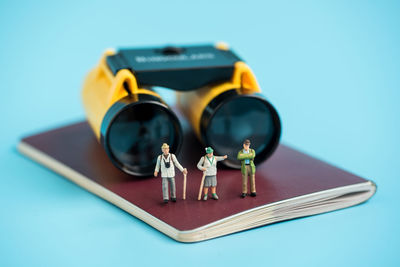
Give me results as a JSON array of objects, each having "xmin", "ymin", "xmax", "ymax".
[{"xmin": 82, "ymin": 43, "xmax": 281, "ymax": 176}]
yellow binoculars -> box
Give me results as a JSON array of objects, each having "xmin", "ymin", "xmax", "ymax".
[{"xmin": 82, "ymin": 44, "xmax": 281, "ymax": 176}]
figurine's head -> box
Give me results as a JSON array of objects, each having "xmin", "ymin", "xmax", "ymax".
[
  {"xmin": 205, "ymin": 147, "xmax": 214, "ymax": 157},
  {"xmin": 243, "ymin": 139, "xmax": 251, "ymax": 150},
  {"xmin": 161, "ymin": 143, "xmax": 170, "ymax": 155}
]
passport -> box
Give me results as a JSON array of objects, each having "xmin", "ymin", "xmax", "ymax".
[{"xmin": 18, "ymin": 121, "xmax": 376, "ymax": 242}]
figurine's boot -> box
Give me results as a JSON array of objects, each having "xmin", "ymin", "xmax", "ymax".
[
  {"xmin": 212, "ymin": 193, "xmax": 219, "ymax": 200},
  {"xmin": 203, "ymin": 194, "xmax": 208, "ymax": 201}
]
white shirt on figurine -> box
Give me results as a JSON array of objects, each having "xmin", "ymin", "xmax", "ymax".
[
  {"xmin": 197, "ymin": 155, "xmax": 225, "ymax": 176},
  {"xmin": 154, "ymin": 153, "xmax": 184, "ymax": 178}
]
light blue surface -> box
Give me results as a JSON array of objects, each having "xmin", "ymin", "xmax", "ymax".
[{"xmin": 0, "ymin": 1, "xmax": 399, "ymax": 266}]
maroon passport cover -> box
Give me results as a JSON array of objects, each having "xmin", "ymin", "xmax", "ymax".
[{"xmin": 19, "ymin": 121, "xmax": 374, "ymax": 240}]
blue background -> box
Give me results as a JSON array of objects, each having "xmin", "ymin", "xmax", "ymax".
[{"xmin": 0, "ymin": 1, "xmax": 399, "ymax": 266}]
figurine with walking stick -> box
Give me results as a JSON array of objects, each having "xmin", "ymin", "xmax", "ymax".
[
  {"xmin": 197, "ymin": 147, "xmax": 227, "ymax": 201},
  {"xmin": 154, "ymin": 143, "xmax": 188, "ymax": 203}
]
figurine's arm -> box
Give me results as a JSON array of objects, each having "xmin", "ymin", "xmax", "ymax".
[
  {"xmin": 215, "ymin": 155, "xmax": 227, "ymax": 161},
  {"xmin": 171, "ymin": 154, "xmax": 184, "ymax": 172},
  {"xmin": 197, "ymin": 157, "xmax": 205, "ymax": 171},
  {"xmin": 237, "ymin": 151, "xmax": 252, "ymax": 160},
  {"xmin": 154, "ymin": 156, "xmax": 161, "ymax": 177}
]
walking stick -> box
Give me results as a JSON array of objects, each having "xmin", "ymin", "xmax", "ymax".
[
  {"xmin": 183, "ymin": 173, "xmax": 187, "ymax": 200},
  {"xmin": 198, "ymin": 172, "xmax": 206, "ymax": 201}
]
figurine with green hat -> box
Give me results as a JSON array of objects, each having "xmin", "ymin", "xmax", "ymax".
[{"xmin": 196, "ymin": 147, "xmax": 227, "ymax": 201}]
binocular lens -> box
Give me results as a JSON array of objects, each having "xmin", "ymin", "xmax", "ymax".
[
  {"xmin": 200, "ymin": 90, "xmax": 281, "ymax": 168},
  {"xmin": 101, "ymin": 94, "xmax": 182, "ymax": 176}
]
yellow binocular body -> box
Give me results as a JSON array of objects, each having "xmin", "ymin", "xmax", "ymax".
[
  {"xmin": 82, "ymin": 44, "xmax": 281, "ymax": 175},
  {"xmin": 82, "ymin": 49, "xmax": 162, "ymax": 141},
  {"xmin": 176, "ymin": 61, "xmax": 261, "ymax": 140}
]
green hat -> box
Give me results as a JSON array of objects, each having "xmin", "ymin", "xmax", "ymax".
[{"xmin": 205, "ymin": 147, "xmax": 213, "ymax": 154}]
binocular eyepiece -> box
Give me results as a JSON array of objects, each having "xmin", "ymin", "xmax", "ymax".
[{"xmin": 82, "ymin": 44, "xmax": 281, "ymax": 176}]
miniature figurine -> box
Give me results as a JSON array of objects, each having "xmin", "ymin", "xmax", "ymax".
[
  {"xmin": 237, "ymin": 139, "xmax": 256, "ymax": 198},
  {"xmin": 197, "ymin": 147, "xmax": 227, "ymax": 201},
  {"xmin": 154, "ymin": 143, "xmax": 188, "ymax": 203}
]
